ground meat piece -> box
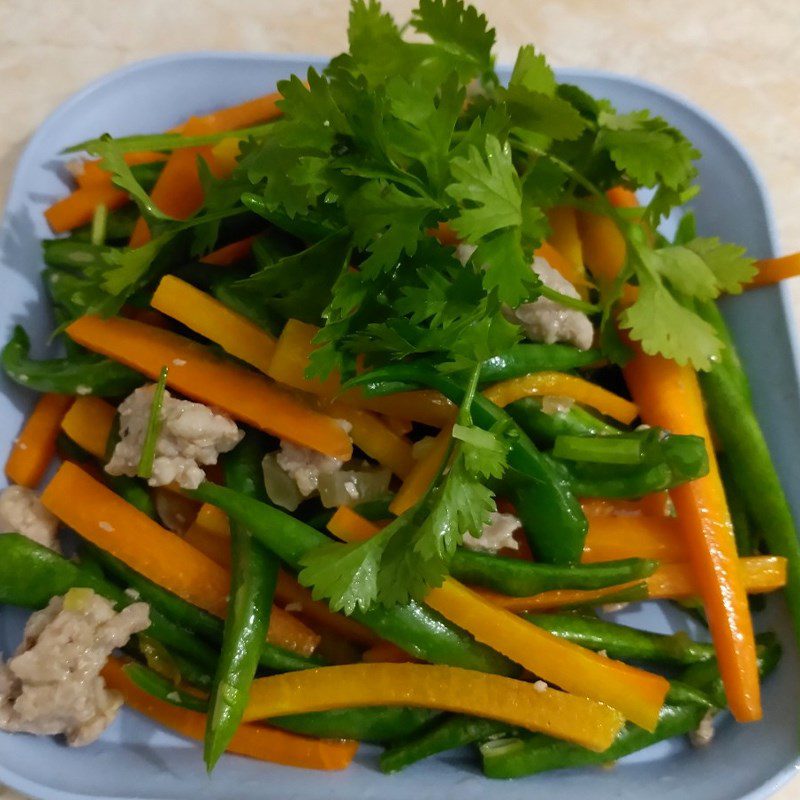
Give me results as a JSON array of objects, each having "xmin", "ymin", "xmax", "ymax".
[
  {"xmin": 462, "ymin": 512, "xmax": 521, "ymax": 553},
  {"xmin": 506, "ymin": 257, "xmax": 594, "ymax": 350},
  {"xmin": 0, "ymin": 485, "xmax": 59, "ymax": 551},
  {"xmin": 106, "ymin": 385, "xmax": 243, "ymax": 490},
  {"xmin": 0, "ymin": 590, "xmax": 149, "ymax": 746},
  {"xmin": 689, "ymin": 710, "xmax": 716, "ymax": 747}
]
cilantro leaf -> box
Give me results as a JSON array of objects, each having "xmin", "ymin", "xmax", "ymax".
[
  {"xmin": 685, "ymin": 237, "xmax": 756, "ymax": 294},
  {"xmin": 508, "ymin": 45, "xmax": 556, "ymax": 95},
  {"xmin": 651, "ymin": 245, "xmax": 720, "ymax": 301},
  {"xmin": 504, "ymin": 85, "xmax": 587, "ymax": 141}
]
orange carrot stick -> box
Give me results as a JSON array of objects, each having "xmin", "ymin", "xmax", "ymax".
[
  {"xmin": 199, "ymin": 235, "xmax": 256, "ymax": 266},
  {"xmin": 190, "ymin": 91, "xmax": 283, "ymax": 133},
  {"xmin": 42, "ymin": 463, "xmax": 319, "ymax": 656},
  {"xmin": 60, "ymin": 396, "xmax": 116, "ymax": 459},
  {"xmin": 66, "ymin": 315, "xmax": 351, "ymax": 460},
  {"xmin": 624, "ymin": 348, "xmax": 762, "ymax": 722},
  {"xmin": 74, "ymin": 151, "xmax": 166, "ymax": 189},
  {"xmin": 582, "ymin": 514, "xmax": 686, "ymax": 564},
  {"xmin": 102, "ymin": 658, "xmax": 357, "ymax": 770},
  {"xmin": 327, "ymin": 506, "xmax": 382, "ymax": 542},
  {"xmin": 389, "ymin": 427, "xmax": 452, "ymax": 515},
  {"xmin": 483, "ymin": 371, "xmax": 639, "ymax": 425},
  {"xmin": 243, "ymin": 663, "xmax": 625, "ymax": 753},
  {"xmin": 747, "ymin": 253, "xmax": 800, "ymax": 288},
  {"xmin": 150, "ymin": 275, "xmax": 276, "ymax": 373},
  {"xmin": 5, "ymin": 394, "xmax": 73, "ymax": 488},
  {"xmin": 44, "ymin": 184, "xmax": 129, "ymax": 233}
]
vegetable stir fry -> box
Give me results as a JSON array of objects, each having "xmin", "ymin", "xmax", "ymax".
[{"xmin": 1, "ymin": 0, "xmax": 799, "ymax": 779}]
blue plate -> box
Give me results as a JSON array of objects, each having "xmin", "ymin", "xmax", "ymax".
[{"xmin": 1, "ymin": 53, "xmax": 799, "ymax": 800}]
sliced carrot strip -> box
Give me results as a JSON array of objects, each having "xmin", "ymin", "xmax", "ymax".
[
  {"xmin": 151, "ymin": 275, "xmax": 276, "ymax": 373},
  {"xmin": 389, "ymin": 427, "xmax": 452, "ymax": 516},
  {"xmin": 60, "ymin": 396, "xmax": 116, "ymax": 460},
  {"xmin": 199, "ymin": 235, "xmax": 256, "ymax": 266},
  {"xmin": 183, "ymin": 520, "xmax": 232, "ymax": 567},
  {"xmin": 5, "ymin": 394, "xmax": 73, "ymax": 488},
  {"xmin": 606, "ymin": 187, "xmax": 639, "ymax": 208},
  {"xmin": 188, "ymin": 502, "xmax": 231, "ymax": 538},
  {"xmin": 580, "ymin": 497, "xmax": 646, "ymax": 516},
  {"xmin": 102, "ymin": 658, "xmax": 357, "ymax": 769},
  {"xmin": 541, "ymin": 208, "xmax": 590, "ymax": 297},
  {"xmin": 748, "ymin": 253, "xmax": 800, "ymax": 288},
  {"xmin": 267, "ymin": 319, "xmax": 455, "ymax": 427},
  {"xmin": 483, "ymin": 371, "xmax": 639, "ymax": 425},
  {"xmin": 327, "ymin": 506, "xmax": 382, "ymax": 542},
  {"xmin": 66, "ymin": 315, "xmax": 351, "ymax": 460},
  {"xmin": 42, "ymin": 463, "xmax": 319, "ymax": 656},
  {"xmin": 75, "ymin": 151, "xmax": 166, "ymax": 189},
  {"xmin": 44, "ymin": 185, "xmax": 129, "ymax": 233},
  {"xmin": 209, "ymin": 137, "xmax": 243, "ymax": 178},
  {"xmin": 426, "ymin": 578, "xmax": 668, "ymax": 731},
  {"xmin": 244, "ymin": 663, "xmax": 624, "ymax": 752},
  {"xmin": 362, "ymin": 641, "xmax": 415, "ymax": 663},
  {"xmin": 624, "ymin": 348, "xmax": 761, "ymax": 722},
  {"xmin": 582, "ymin": 514, "xmax": 686, "ymax": 564},
  {"xmin": 191, "ymin": 91, "xmax": 283, "ymax": 134}
]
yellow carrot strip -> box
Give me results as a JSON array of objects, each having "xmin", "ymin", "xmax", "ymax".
[
  {"xmin": 747, "ymin": 253, "xmax": 800, "ymax": 288},
  {"xmin": 624, "ymin": 348, "xmax": 762, "ymax": 722},
  {"xmin": 5, "ymin": 394, "xmax": 73, "ymax": 488},
  {"xmin": 389, "ymin": 427, "xmax": 452, "ymax": 515},
  {"xmin": 44, "ymin": 185, "xmax": 129, "ymax": 233},
  {"xmin": 541, "ymin": 207, "xmax": 590, "ymax": 297},
  {"xmin": 102, "ymin": 659, "xmax": 357, "ymax": 770},
  {"xmin": 151, "ymin": 276, "xmax": 276, "ymax": 373},
  {"xmin": 481, "ymin": 556, "xmax": 786, "ymax": 613},
  {"xmin": 243, "ymin": 663, "xmax": 624, "ymax": 753},
  {"xmin": 267, "ymin": 319, "xmax": 455, "ymax": 427},
  {"xmin": 327, "ymin": 506, "xmax": 382, "ymax": 542},
  {"xmin": 483, "ymin": 371, "xmax": 639, "ymax": 425},
  {"xmin": 60, "ymin": 396, "xmax": 116, "ymax": 459},
  {"xmin": 209, "ymin": 137, "xmax": 243, "ymax": 178},
  {"xmin": 189, "ymin": 502, "xmax": 231, "ymax": 538},
  {"xmin": 66, "ymin": 315, "xmax": 351, "ymax": 460},
  {"xmin": 199, "ymin": 235, "xmax": 256, "ymax": 266},
  {"xmin": 582, "ymin": 514, "xmax": 686, "ymax": 564},
  {"xmin": 183, "ymin": 519, "xmax": 232, "ymax": 568},
  {"xmin": 319, "ymin": 400, "xmax": 414, "ymax": 478},
  {"xmin": 41, "ymin": 463, "xmax": 320, "ymax": 656},
  {"xmin": 426, "ymin": 578, "xmax": 668, "ymax": 731}
]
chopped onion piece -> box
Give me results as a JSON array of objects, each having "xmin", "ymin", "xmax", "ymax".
[
  {"xmin": 317, "ymin": 466, "xmax": 391, "ymax": 508},
  {"xmin": 262, "ymin": 452, "xmax": 304, "ymax": 512}
]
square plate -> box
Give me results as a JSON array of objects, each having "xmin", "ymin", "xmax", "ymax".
[{"xmin": 1, "ymin": 53, "xmax": 799, "ymax": 800}]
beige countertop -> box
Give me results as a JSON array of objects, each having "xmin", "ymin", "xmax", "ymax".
[{"xmin": 1, "ymin": 1, "xmax": 799, "ymax": 798}]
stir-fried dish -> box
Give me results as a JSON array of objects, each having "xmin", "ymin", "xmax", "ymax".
[{"xmin": 2, "ymin": 0, "xmax": 800, "ymax": 779}]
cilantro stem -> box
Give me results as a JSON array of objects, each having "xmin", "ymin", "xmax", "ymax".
[
  {"xmin": 538, "ymin": 285, "xmax": 599, "ymax": 314},
  {"xmin": 137, "ymin": 366, "xmax": 169, "ymax": 480},
  {"xmin": 90, "ymin": 203, "xmax": 108, "ymax": 246}
]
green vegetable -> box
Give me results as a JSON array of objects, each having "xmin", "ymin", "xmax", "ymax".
[
  {"xmin": 346, "ymin": 363, "xmax": 588, "ymax": 565},
  {"xmin": 525, "ymin": 613, "xmax": 717, "ymax": 665},
  {"xmin": 85, "ymin": 545, "xmax": 321, "ymax": 674},
  {"xmin": 0, "ymin": 534, "xmax": 217, "ymax": 672},
  {"xmin": 1, "ymin": 326, "xmax": 142, "ymax": 396},
  {"xmin": 381, "ymin": 716, "xmax": 511, "ymax": 773},
  {"xmin": 505, "ymin": 396, "xmax": 619, "ymax": 445},
  {"xmin": 718, "ymin": 453, "xmax": 757, "ymax": 557},
  {"xmin": 205, "ymin": 435, "xmax": 280, "ymax": 771},
  {"xmin": 90, "ymin": 203, "xmax": 108, "ymax": 246},
  {"xmin": 137, "ymin": 366, "xmax": 168, "ymax": 479},
  {"xmin": 122, "ymin": 662, "xmax": 208, "ymax": 712},
  {"xmin": 552, "ymin": 434, "xmax": 646, "ymax": 465},
  {"xmin": 188, "ymin": 481, "xmax": 516, "ymax": 676},
  {"xmin": 450, "ymin": 551, "xmax": 657, "ymax": 596},
  {"xmin": 477, "ymin": 344, "xmax": 601, "ymax": 384},
  {"xmin": 696, "ymin": 300, "xmax": 800, "ymax": 643}
]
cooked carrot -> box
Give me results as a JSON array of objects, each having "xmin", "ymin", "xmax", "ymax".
[
  {"xmin": 150, "ymin": 275, "xmax": 276, "ymax": 373},
  {"xmin": 362, "ymin": 641, "xmax": 415, "ymax": 663},
  {"xmin": 582, "ymin": 514, "xmax": 686, "ymax": 564},
  {"xmin": 606, "ymin": 187, "xmax": 639, "ymax": 208},
  {"xmin": 319, "ymin": 400, "xmax": 414, "ymax": 478},
  {"xmin": 187, "ymin": 502, "xmax": 231, "ymax": 538},
  {"xmin": 66, "ymin": 315, "xmax": 352, "ymax": 460},
  {"xmin": 44, "ymin": 184, "xmax": 129, "ymax": 233},
  {"xmin": 41, "ymin": 463, "xmax": 320, "ymax": 656},
  {"xmin": 327, "ymin": 506, "xmax": 382, "ymax": 542},
  {"xmin": 747, "ymin": 253, "xmax": 800, "ymax": 288},
  {"xmin": 624, "ymin": 348, "xmax": 762, "ymax": 722},
  {"xmin": 60, "ymin": 396, "xmax": 115, "ymax": 459},
  {"xmin": 199, "ymin": 235, "xmax": 256, "ymax": 266},
  {"xmin": 5, "ymin": 394, "xmax": 73, "ymax": 488},
  {"xmin": 74, "ymin": 151, "xmax": 166, "ymax": 189},
  {"xmin": 483, "ymin": 371, "xmax": 639, "ymax": 425},
  {"xmin": 190, "ymin": 91, "xmax": 283, "ymax": 133},
  {"xmin": 102, "ymin": 658, "xmax": 357, "ymax": 770},
  {"xmin": 243, "ymin": 663, "xmax": 625, "ymax": 753},
  {"xmin": 483, "ymin": 556, "xmax": 787, "ymax": 613},
  {"xmin": 426, "ymin": 578, "xmax": 668, "ymax": 731},
  {"xmin": 580, "ymin": 497, "xmax": 646, "ymax": 517},
  {"xmin": 209, "ymin": 137, "xmax": 243, "ymax": 178},
  {"xmin": 267, "ymin": 319, "xmax": 455, "ymax": 427},
  {"xmin": 389, "ymin": 427, "xmax": 452, "ymax": 515},
  {"xmin": 542, "ymin": 208, "xmax": 590, "ymax": 297},
  {"xmin": 183, "ymin": 519, "xmax": 232, "ymax": 567}
]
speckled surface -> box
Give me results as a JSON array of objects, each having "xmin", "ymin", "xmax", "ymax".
[{"xmin": 1, "ymin": 1, "xmax": 799, "ymax": 797}]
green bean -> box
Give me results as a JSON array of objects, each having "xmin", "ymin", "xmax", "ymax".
[
  {"xmin": 524, "ymin": 613, "xmax": 717, "ymax": 664},
  {"xmin": 381, "ymin": 716, "xmax": 512, "ymax": 774},
  {"xmin": 70, "ymin": 205, "xmax": 142, "ymax": 243},
  {"xmin": 122, "ymin": 662, "xmax": 208, "ymax": 712},
  {"xmin": 85, "ymin": 544, "xmax": 321, "ymax": 674},
  {"xmin": 345, "ymin": 364, "xmax": 588, "ymax": 565},
  {"xmin": 696, "ymin": 300, "xmax": 800, "ymax": 642},
  {"xmin": 188, "ymin": 481, "xmax": 517, "ymax": 676},
  {"xmin": 205, "ymin": 434, "xmax": 279, "ymax": 771},
  {"xmin": 505, "ymin": 396, "xmax": 619, "ymax": 446},
  {"xmin": 718, "ymin": 454, "xmax": 756, "ymax": 557},
  {"xmin": 477, "ymin": 344, "xmax": 602, "ymax": 384},
  {"xmin": 450, "ymin": 551, "xmax": 658, "ymax": 596},
  {"xmin": 2, "ymin": 325, "xmax": 142, "ymax": 396}
]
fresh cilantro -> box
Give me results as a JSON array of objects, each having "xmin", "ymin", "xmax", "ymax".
[
  {"xmin": 508, "ymin": 45, "xmax": 556, "ymax": 95},
  {"xmin": 137, "ymin": 366, "xmax": 169, "ymax": 479}
]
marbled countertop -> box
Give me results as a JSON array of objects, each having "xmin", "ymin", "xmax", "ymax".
[{"xmin": 1, "ymin": 1, "xmax": 799, "ymax": 797}]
